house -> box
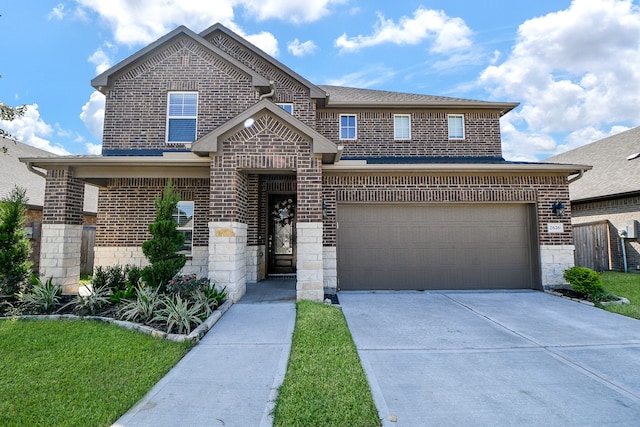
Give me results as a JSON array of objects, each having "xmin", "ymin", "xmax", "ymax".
[
  {"xmin": 546, "ymin": 127, "xmax": 640, "ymax": 272},
  {"xmin": 21, "ymin": 23, "xmax": 586, "ymax": 300},
  {"xmin": 0, "ymin": 136, "xmax": 99, "ymax": 274}
]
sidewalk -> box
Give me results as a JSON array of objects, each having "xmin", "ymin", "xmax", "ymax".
[{"xmin": 113, "ymin": 281, "xmax": 296, "ymax": 427}]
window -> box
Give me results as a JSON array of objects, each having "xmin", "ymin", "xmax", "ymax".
[
  {"xmin": 173, "ymin": 201, "xmax": 194, "ymax": 255},
  {"xmin": 276, "ymin": 103, "xmax": 293, "ymax": 114},
  {"xmin": 340, "ymin": 114, "xmax": 357, "ymax": 140},
  {"xmin": 394, "ymin": 114, "xmax": 411, "ymax": 140},
  {"xmin": 167, "ymin": 92, "xmax": 197, "ymax": 143},
  {"xmin": 448, "ymin": 114, "xmax": 465, "ymax": 139}
]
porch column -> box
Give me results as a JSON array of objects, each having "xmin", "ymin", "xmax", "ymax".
[
  {"xmin": 208, "ymin": 157, "xmax": 248, "ymax": 302},
  {"xmin": 296, "ymin": 155, "xmax": 324, "ymax": 301},
  {"xmin": 40, "ymin": 168, "xmax": 84, "ymax": 293}
]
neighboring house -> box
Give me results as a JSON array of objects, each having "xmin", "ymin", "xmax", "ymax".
[
  {"xmin": 22, "ymin": 24, "xmax": 585, "ymax": 300},
  {"xmin": 0, "ymin": 137, "xmax": 99, "ymax": 275},
  {"xmin": 546, "ymin": 127, "xmax": 640, "ymax": 272}
]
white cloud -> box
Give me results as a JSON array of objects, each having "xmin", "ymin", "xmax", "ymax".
[
  {"xmin": 241, "ymin": 0, "xmax": 346, "ymax": 23},
  {"xmin": 244, "ymin": 31, "xmax": 279, "ymax": 56},
  {"xmin": 335, "ymin": 7, "xmax": 472, "ymax": 53},
  {"xmin": 324, "ymin": 65, "xmax": 397, "ymax": 89},
  {"xmin": 48, "ymin": 3, "xmax": 65, "ymax": 20},
  {"xmin": 80, "ymin": 91, "xmax": 105, "ymax": 140},
  {"xmin": 85, "ymin": 142, "xmax": 102, "ymax": 155},
  {"xmin": 0, "ymin": 104, "xmax": 71, "ymax": 155},
  {"xmin": 287, "ymin": 39, "xmax": 318, "ymax": 57},
  {"xmin": 88, "ymin": 47, "xmax": 112, "ymax": 74},
  {"xmin": 480, "ymin": 0, "xmax": 640, "ymax": 158}
]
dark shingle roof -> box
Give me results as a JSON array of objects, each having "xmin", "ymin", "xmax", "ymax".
[
  {"xmin": 318, "ymin": 85, "xmax": 518, "ymax": 113},
  {"xmin": 545, "ymin": 126, "xmax": 640, "ymax": 201}
]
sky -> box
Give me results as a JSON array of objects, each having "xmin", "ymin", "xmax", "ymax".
[{"xmin": 0, "ymin": 0, "xmax": 639, "ymax": 161}]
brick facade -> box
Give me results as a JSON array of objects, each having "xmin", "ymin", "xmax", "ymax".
[
  {"xmin": 43, "ymin": 168, "xmax": 85, "ymax": 225},
  {"xmin": 316, "ymin": 111, "xmax": 503, "ymax": 158}
]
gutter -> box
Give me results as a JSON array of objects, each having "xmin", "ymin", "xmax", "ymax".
[
  {"xmin": 26, "ymin": 161, "xmax": 47, "ymax": 179},
  {"xmin": 567, "ymin": 169, "xmax": 585, "ymax": 184}
]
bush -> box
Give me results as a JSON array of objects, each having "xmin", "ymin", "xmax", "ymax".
[
  {"xmin": 91, "ymin": 265, "xmax": 142, "ymax": 304},
  {"xmin": 564, "ymin": 266, "xmax": 606, "ymax": 298},
  {"xmin": 0, "ymin": 186, "xmax": 32, "ymax": 299},
  {"xmin": 118, "ymin": 284, "xmax": 162, "ymax": 323},
  {"xmin": 18, "ymin": 276, "xmax": 61, "ymax": 314},
  {"xmin": 166, "ymin": 274, "xmax": 209, "ymax": 297}
]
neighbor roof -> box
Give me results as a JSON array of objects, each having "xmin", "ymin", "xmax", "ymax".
[
  {"xmin": 545, "ymin": 126, "xmax": 640, "ymax": 202},
  {"xmin": 318, "ymin": 85, "xmax": 519, "ymax": 114},
  {"xmin": 2, "ymin": 137, "xmax": 99, "ymax": 212}
]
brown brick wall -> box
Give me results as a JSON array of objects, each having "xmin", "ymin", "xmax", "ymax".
[
  {"xmin": 322, "ymin": 173, "xmax": 572, "ymax": 246},
  {"xmin": 102, "ymin": 36, "xmax": 258, "ymax": 152},
  {"xmin": 96, "ymin": 178, "xmax": 209, "ymax": 247},
  {"xmin": 206, "ymin": 31, "xmax": 317, "ymax": 128},
  {"xmin": 315, "ymin": 110, "xmax": 503, "ymax": 158},
  {"xmin": 43, "ymin": 168, "xmax": 85, "ymax": 225}
]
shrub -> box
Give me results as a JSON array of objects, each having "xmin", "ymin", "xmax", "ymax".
[
  {"xmin": 0, "ymin": 186, "xmax": 32, "ymax": 299},
  {"xmin": 18, "ymin": 276, "xmax": 61, "ymax": 314},
  {"xmin": 91, "ymin": 265, "xmax": 142, "ymax": 304},
  {"xmin": 166, "ymin": 274, "xmax": 209, "ymax": 297},
  {"xmin": 154, "ymin": 294, "xmax": 203, "ymax": 335},
  {"xmin": 118, "ymin": 285, "xmax": 162, "ymax": 324},
  {"xmin": 141, "ymin": 180, "xmax": 186, "ymax": 291},
  {"xmin": 564, "ymin": 266, "xmax": 606, "ymax": 299},
  {"xmin": 71, "ymin": 282, "xmax": 112, "ymax": 316}
]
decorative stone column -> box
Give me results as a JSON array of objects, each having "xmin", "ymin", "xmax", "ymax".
[
  {"xmin": 40, "ymin": 168, "xmax": 85, "ymax": 293},
  {"xmin": 208, "ymin": 222, "xmax": 247, "ymax": 302},
  {"xmin": 296, "ymin": 222, "xmax": 324, "ymax": 301},
  {"xmin": 540, "ymin": 245, "xmax": 575, "ymax": 290}
]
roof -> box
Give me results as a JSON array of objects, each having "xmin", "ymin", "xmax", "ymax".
[
  {"xmin": 1, "ymin": 137, "xmax": 98, "ymax": 212},
  {"xmin": 319, "ymin": 85, "xmax": 519, "ymax": 114},
  {"xmin": 91, "ymin": 25, "xmax": 270, "ymax": 92},
  {"xmin": 544, "ymin": 126, "xmax": 640, "ymax": 202}
]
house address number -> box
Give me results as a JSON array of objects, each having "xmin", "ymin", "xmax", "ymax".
[{"xmin": 547, "ymin": 223, "xmax": 564, "ymax": 233}]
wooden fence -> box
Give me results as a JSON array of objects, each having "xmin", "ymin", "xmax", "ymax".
[
  {"xmin": 573, "ymin": 221, "xmax": 611, "ymax": 272},
  {"xmin": 80, "ymin": 225, "xmax": 96, "ymax": 276}
]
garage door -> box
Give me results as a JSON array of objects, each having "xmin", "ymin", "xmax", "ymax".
[{"xmin": 337, "ymin": 204, "xmax": 538, "ymax": 290}]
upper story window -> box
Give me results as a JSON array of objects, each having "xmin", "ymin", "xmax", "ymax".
[
  {"xmin": 448, "ymin": 114, "xmax": 465, "ymax": 140},
  {"xmin": 277, "ymin": 103, "xmax": 293, "ymax": 114},
  {"xmin": 173, "ymin": 201, "xmax": 194, "ymax": 255},
  {"xmin": 167, "ymin": 92, "xmax": 197, "ymax": 143},
  {"xmin": 394, "ymin": 114, "xmax": 411, "ymax": 140},
  {"xmin": 340, "ymin": 114, "xmax": 357, "ymax": 140}
]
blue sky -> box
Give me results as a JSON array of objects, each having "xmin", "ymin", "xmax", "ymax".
[{"xmin": 0, "ymin": 0, "xmax": 639, "ymax": 161}]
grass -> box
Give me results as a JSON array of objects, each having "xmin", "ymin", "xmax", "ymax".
[
  {"xmin": 0, "ymin": 319, "xmax": 190, "ymax": 427},
  {"xmin": 273, "ymin": 300, "xmax": 380, "ymax": 427},
  {"xmin": 600, "ymin": 271, "xmax": 640, "ymax": 320}
]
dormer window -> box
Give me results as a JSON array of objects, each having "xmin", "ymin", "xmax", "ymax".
[
  {"xmin": 167, "ymin": 92, "xmax": 198, "ymax": 143},
  {"xmin": 277, "ymin": 103, "xmax": 293, "ymax": 114},
  {"xmin": 448, "ymin": 114, "xmax": 465, "ymax": 140},
  {"xmin": 340, "ymin": 114, "xmax": 357, "ymax": 140}
]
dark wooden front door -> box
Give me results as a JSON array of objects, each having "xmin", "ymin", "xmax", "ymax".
[{"xmin": 268, "ymin": 195, "xmax": 296, "ymax": 276}]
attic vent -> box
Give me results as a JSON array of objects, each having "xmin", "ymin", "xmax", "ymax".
[{"xmin": 627, "ymin": 152, "xmax": 640, "ymax": 161}]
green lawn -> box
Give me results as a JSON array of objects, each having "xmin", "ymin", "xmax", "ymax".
[
  {"xmin": 0, "ymin": 319, "xmax": 190, "ymax": 427},
  {"xmin": 600, "ymin": 271, "xmax": 640, "ymax": 320},
  {"xmin": 273, "ymin": 300, "xmax": 380, "ymax": 427}
]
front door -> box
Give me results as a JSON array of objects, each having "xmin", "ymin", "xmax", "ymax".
[{"xmin": 268, "ymin": 195, "xmax": 296, "ymax": 277}]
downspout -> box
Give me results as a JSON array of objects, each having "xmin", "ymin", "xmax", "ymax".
[
  {"xmin": 567, "ymin": 169, "xmax": 584, "ymax": 184},
  {"xmin": 259, "ymin": 80, "xmax": 276, "ymax": 100},
  {"xmin": 26, "ymin": 161, "xmax": 47, "ymax": 179}
]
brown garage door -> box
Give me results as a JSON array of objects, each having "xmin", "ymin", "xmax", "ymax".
[{"xmin": 337, "ymin": 204, "xmax": 539, "ymax": 290}]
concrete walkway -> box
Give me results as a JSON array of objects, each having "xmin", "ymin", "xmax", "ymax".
[
  {"xmin": 340, "ymin": 290, "xmax": 640, "ymax": 427},
  {"xmin": 113, "ymin": 280, "xmax": 296, "ymax": 427}
]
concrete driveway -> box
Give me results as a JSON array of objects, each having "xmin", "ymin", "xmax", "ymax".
[{"xmin": 339, "ymin": 290, "xmax": 640, "ymax": 427}]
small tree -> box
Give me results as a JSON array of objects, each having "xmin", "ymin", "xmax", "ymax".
[
  {"xmin": 141, "ymin": 180, "xmax": 186, "ymax": 292},
  {"xmin": 0, "ymin": 186, "xmax": 32, "ymax": 298}
]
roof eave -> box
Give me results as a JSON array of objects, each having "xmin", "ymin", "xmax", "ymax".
[
  {"xmin": 324, "ymin": 101, "xmax": 519, "ymax": 114},
  {"xmin": 322, "ymin": 161, "xmax": 591, "ymax": 174}
]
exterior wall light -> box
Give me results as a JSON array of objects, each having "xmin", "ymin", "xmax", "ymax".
[
  {"xmin": 322, "ymin": 202, "xmax": 328, "ymax": 218},
  {"xmin": 551, "ymin": 201, "xmax": 566, "ymax": 218}
]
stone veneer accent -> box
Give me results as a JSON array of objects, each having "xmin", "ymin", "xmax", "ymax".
[
  {"xmin": 323, "ymin": 246, "xmax": 337, "ymax": 293},
  {"xmin": 93, "ymin": 246, "xmax": 208, "ymax": 278},
  {"xmin": 245, "ymin": 245, "xmax": 265, "ymax": 283},
  {"xmin": 296, "ymin": 222, "xmax": 324, "ymax": 301},
  {"xmin": 209, "ymin": 222, "xmax": 247, "ymax": 302},
  {"xmin": 540, "ymin": 245, "xmax": 575, "ymax": 290},
  {"xmin": 40, "ymin": 224, "xmax": 83, "ymax": 294}
]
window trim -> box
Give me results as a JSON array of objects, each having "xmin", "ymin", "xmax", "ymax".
[
  {"xmin": 174, "ymin": 201, "xmax": 194, "ymax": 256},
  {"xmin": 448, "ymin": 114, "xmax": 465, "ymax": 140},
  {"xmin": 339, "ymin": 114, "xmax": 357, "ymax": 140},
  {"xmin": 166, "ymin": 91, "xmax": 198, "ymax": 144},
  {"xmin": 276, "ymin": 103, "xmax": 294, "ymax": 114},
  {"xmin": 394, "ymin": 114, "xmax": 411, "ymax": 140}
]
